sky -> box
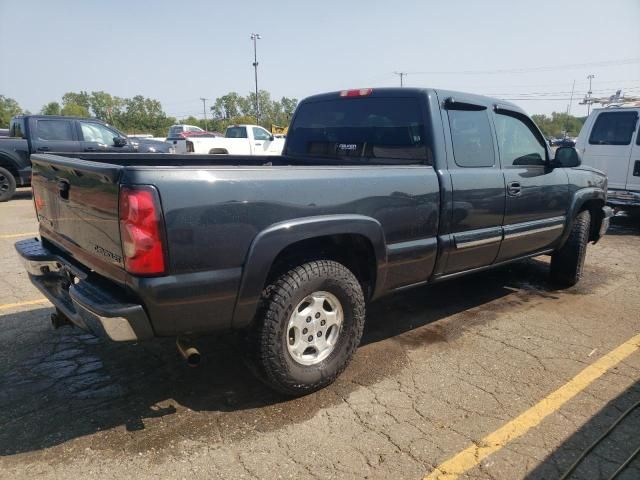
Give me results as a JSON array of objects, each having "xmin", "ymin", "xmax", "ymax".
[{"xmin": 1, "ymin": 0, "xmax": 639, "ymax": 120}]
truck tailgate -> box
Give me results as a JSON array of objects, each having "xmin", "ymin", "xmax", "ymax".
[{"xmin": 31, "ymin": 154, "xmax": 125, "ymax": 280}]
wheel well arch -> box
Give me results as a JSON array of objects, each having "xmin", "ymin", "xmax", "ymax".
[
  {"xmin": 0, "ymin": 154, "xmax": 19, "ymax": 179},
  {"xmin": 265, "ymin": 233, "xmax": 377, "ymax": 299}
]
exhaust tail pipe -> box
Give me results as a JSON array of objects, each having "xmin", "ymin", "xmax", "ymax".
[{"xmin": 176, "ymin": 338, "xmax": 201, "ymax": 367}]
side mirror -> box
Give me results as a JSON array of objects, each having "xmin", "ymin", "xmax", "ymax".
[
  {"xmin": 552, "ymin": 146, "xmax": 581, "ymax": 168},
  {"xmin": 113, "ymin": 136, "xmax": 128, "ymax": 147},
  {"xmin": 269, "ymin": 135, "xmax": 275, "ymax": 141}
]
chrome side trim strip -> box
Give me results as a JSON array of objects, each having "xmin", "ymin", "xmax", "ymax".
[
  {"xmin": 455, "ymin": 235, "xmax": 502, "ymax": 249},
  {"xmin": 504, "ymin": 223, "xmax": 563, "ymax": 240}
]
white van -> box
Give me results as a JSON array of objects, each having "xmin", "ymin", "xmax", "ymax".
[{"xmin": 576, "ymin": 107, "xmax": 640, "ymax": 211}]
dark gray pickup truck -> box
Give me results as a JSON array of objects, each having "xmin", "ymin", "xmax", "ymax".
[{"xmin": 16, "ymin": 88, "xmax": 612, "ymax": 395}]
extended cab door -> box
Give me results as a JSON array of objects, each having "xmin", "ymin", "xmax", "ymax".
[
  {"xmin": 580, "ymin": 110, "xmax": 638, "ymax": 190},
  {"xmin": 493, "ymin": 107, "xmax": 568, "ymax": 261},
  {"xmin": 78, "ymin": 120, "xmax": 133, "ymax": 152},
  {"xmin": 441, "ymin": 99, "xmax": 505, "ymax": 274},
  {"xmin": 30, "ymin": 118, "xmax": 82, "ymax": 153}
]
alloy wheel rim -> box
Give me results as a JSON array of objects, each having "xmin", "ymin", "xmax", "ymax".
[{"xmin": 286, "ymin": 291, "xmax": 344, "ymax": 366}]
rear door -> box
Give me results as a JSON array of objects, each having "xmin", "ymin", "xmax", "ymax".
[
  {"xmin": 626, "ymin": 118, "xmax": 640, "ymax": 192},
  {"xmin": 493, "ymin": 107, "xmax": 568, "ymax": 261},
  {"xmin": 582, "ymin": 110, "xmax": 638, "ymax": 190},
  {"xmin": 78, "ymin": 120, "xmax": 133, "ymax": 152},
  {"xmin": 441, "ymin": 98, "xmax": 505, "ymax": 274},
  {"xmin": 31, "ymin": 118, "xmax": 82, "ymax": 153}
]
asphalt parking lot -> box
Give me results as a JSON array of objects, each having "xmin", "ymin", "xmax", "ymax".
[{"xmin": 0, "ymin": 189, "xmax": 639, "ymax": 480}]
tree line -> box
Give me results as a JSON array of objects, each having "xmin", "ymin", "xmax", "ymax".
[
  {"xmin": 2, "ymin": 92, "xmax": 585, "ymax": 138},
  {"xmin": 0, "ymin": 91, "xmax": 299, "ymax": 136}
]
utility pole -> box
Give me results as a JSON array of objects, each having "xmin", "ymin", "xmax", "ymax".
[
  {"xmin": 565, "ymin": 80, "xmax": 576, "ymax": 136},
  {"xmin": 250, "ymin": 33, "xmax": 261, "ymax": 124},
  {"xmin": 586, "ymin": 74, "xmax": 595, "ymax": 116},
  {"xmin": 394, "ymin": 72, "xmax": 407, "ymax": 87},
  {"xmin": 200, "ymin": 97, "xmax": 208, "ymax": 131}
]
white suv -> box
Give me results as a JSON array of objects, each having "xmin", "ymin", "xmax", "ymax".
[{"xmin": 576, "ymin": 107, "xmax": 640, "ymax": 211}]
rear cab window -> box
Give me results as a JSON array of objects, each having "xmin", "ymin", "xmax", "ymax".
[
  {"xmin": 9, "ymin": 117, "xmax": 25, "ymax": 138},
  {"xmin": 589, "ymin": 111, "xmax": 638, "ymax": 146},
  {"xmin": 285, "ymin": 94, "xmax": 430, "ymax": 164}
]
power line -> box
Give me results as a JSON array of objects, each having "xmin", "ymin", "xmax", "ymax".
[
  {"xmin": 393, "ymin": 72, "xmax": 407, "ymax": 87},
  {"xmin": 405, "ymin": 58, "xmax": 640, "ymax": 76}
]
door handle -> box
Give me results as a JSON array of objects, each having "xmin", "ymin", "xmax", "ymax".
[
  {"xmin": 255, "ymin": 142, "xmax": 263, "ymax": 146},
  {"xmin": 507, "ymin": 181, "xmax": 522, "ymax": 196},
  {"xmin": 85, "ymin": 147, "xmax": 97, "ymax": 151},
  {"xmin": 37, "ymin": 146, "xmax": 50, "ymax": 151},
  {"xmin": 633, "ymin": 160, "xmax": 640, "ymax": 177}
]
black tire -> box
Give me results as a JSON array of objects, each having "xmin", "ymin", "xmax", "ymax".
[
  {"xmin": 550, "ymin": 210, "xmax": 591, "ymax": 287},
  {"xmin": 0, "ymin": 166, "xmax": 17, "ymax": 202},
  {"xmin": 254, "ymin": 260, "xmax": 365, "ymax": 396}
]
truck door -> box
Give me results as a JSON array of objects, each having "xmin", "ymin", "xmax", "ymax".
[
  {"xmin": 78, "ymin": 120, "xmax": 133, "ymax": 152},
  {"xmin": 252, "ymin": 126, "xmax": 277, "ymax": 154},
  {"xmin": 492, "ymin": 107, "xmax": 569, "ymax": 261},
  {"xmin": 31, "ymin": 118, "xmax": 82, "ymax": 154},
  {"xmin": 441, "ymin": 99, "xmax": 505, "ymax": 274},
  {"xmin": 626, "ymin": 117, "xmax": 640, "ymax": 192},
  {"xmin": 581, "ymin": 110, "xmax": 638, "ymax": 190}
]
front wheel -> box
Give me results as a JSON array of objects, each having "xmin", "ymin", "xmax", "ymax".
[
  {"xmin": 254, "ymin": 260, "xmax": 365, "ymax": 396},
  {"xmin": 0, "ymin": 166, "xmax": 17, "ymax": 202},
  {"xmin": 550, "ymin": 210, "xmax": 591, "ymax": 287}
]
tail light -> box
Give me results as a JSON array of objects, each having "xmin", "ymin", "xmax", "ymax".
[
  {"xmin": 186, "ymin": 140, "xmax": 194, "ymax": 153},
  {"xmin": 339, "ymin": 88, "xmax": 373, "ymax": 97},
  {"xmin": 119, "ymin": 186, "xmax": 166, "ymax": 275}
]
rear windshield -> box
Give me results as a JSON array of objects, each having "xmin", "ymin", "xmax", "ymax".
[
  {"xmin": 285, "ymin": 97, "xmax": 430, "ymax": 164},
  {"xmin": 168, "ymin": 126, "xmax": 183, "ymax": 137}
]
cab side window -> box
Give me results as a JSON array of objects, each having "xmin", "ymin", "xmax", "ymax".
[
  {"xmin": 36, "ymin": 119, "xmax": 74, "ymax": 141},
  {"xmin": 589, "ymin": 112, "xmax": 638, "ymax": 146},
  {"xmin": 448, "ymin": 109, "xmax": 494, "ymax": 167},
  {"xmin": 495, "ymin": 112, "xmax": 546, "ymax": 167},
  {"xmin": 252, "ymin": 127, "xmax": 272, "ymax": 141},
  {"xmin": 80, "ymin": 122, "xmax": 117, "ymax": 146}
]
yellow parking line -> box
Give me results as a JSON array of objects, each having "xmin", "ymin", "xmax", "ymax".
[
  {"xmin": 0, "ymin": 232, "xmax": 37, "ymax": 239},
  {"xmin": 425, "ymin": 333, "xmax": 640, "ymax": 480},
  {"xmin": 0, "ymin": 298, "xmax": 49, "ymax": 311}
]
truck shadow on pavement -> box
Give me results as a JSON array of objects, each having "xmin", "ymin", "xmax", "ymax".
[
  {"xmin": 526, "ymin": 380, "xmax": 640, "ymax": 480},
  {"xmin": 0, "ymin": 258, "xmax": 578, "ymax": 458}
]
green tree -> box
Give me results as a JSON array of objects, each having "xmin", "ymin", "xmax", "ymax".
[
  {"xmin": 531, "ymin": 112, "xmax": 586, "ymax": 138},
  {"xmin": 40, "ymin": 102, "xmax": 62, "ymax": 115},
  {"xmin": 0, "ymin": 95, "xmax": 23, "ymax": 128},
  {"xmin": 61, "ymin": 102, "xmax": 90, "ymax": 117},
  {"xmin": 62, "ymin": 91, "xmax": 91, "ymax": 110},
  {"xmin": 89, "ymin": 91, "xmax": 123, "ymax": 123}
]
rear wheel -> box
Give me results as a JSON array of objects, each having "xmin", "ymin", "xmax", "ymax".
[
  {"xmin": 0, "ymin": 166, "xmax": 17, "ymax": 202},
  {"xmin": 550, "ymin": 210, "xmax": 591, "ymax": 287},
  {"xmin": 254, "ymin": 260, "xmax": 365, "ymax": 396}
]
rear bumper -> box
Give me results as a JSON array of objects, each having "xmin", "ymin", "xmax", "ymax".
[
  {"xmin": 607, "ymin": 189, "xmax": 640, "ymax": 208},
  {"xmin": 15, "ymin": 238, "xmax": 154, "ymax": 342}
]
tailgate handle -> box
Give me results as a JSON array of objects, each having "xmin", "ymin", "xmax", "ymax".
[{"xmin": 57, "ymin": 179, "xmax": 70, "ymax": 200}]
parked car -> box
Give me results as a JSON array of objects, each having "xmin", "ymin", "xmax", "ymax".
[
  {"xmin": 0, "ymin": 115, "xmax": 173, "ymax": 201},
  {"xmin": 16, "ymin": 88, "xmax": 612, "ymax": 396},
  {"xmin": 165, "ymin": 125, "xmax": 222, "ymax": 153},
  {"xmin": 167, "ymin": 124, "xmax": 205, "ymax": 138},
  {"xmin": 575, "ymin": 107, "xmax": 640, "ymax": 212},
  {"xmin": 185, "ymin": 124, "xmax": 285, "ymax": 155},
  {"xmin": 550, "ymin": 137, "xmax": 576, "ymax": 148},
  {"xmin": 0, "ymin": 128, "xmax": 9, "ymax": 137}
]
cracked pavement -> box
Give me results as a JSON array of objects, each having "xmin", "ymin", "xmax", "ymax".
[{"xmin": 1, "ymin": 189, "xmax": 639, "ymax": 479}]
